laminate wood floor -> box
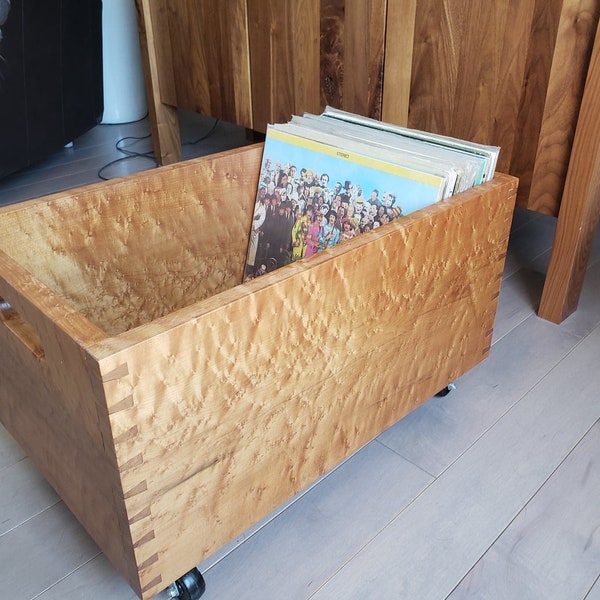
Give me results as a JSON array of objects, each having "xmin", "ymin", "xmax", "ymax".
[{"xmin": 1, "ymin": 113, "xmax": 600, "ymax": 599}]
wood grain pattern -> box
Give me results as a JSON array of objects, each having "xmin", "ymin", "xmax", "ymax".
[
  {"xmin": 525, "ymin": 0, "xmax": 600, "ymax": 216},
  {"xmin": 0, "ymin": 146, "xmax": 261, "ymax": 337},
  {"xmin": 0, "ymin": 145, "xmax": 516, "ymax": 599},
  {"xmin": 508, "ymin": 0, "xmax": 564, "ymax": 209},
  {"xmin": 378, "ymin": 310, "xmax": 582, "ymax": 478},
  {"xmin": 135, "ymin": 0, "xmax": 182, "ymax": 165},
  {"xmin": 382, "ymin": 0, "xmax": 417, "ymax": 126},
  {"xmin": 320, "ymin": 0, "xmax": 345, "ymax": 108},
  {"xmin": 0, "ymin": 297, "xmax": 45, "ymax": 360},
  {"xmin": 138, "ymin": 0, "xmax": 388, "ymax": 159},
  {"xmin": 405, "ymin": 0, "xmax": 536, "ymax": 169},
  {"xmin": 320, "ymin": 0, "xmax": 388, "ymax": 119},
  {"xmin": 539, "ymin": 18, "xmax": 600, "ymax": 322},
  {"xmin": 136, "ymin": 0, "xmax": 597, "ymax": 221},
  {"xmin": 247, "ymin": 0, "xmax": 321, "ymax": 132},
  {"xmin": 0, "ymin": 256, "xmax": 138, "ymax": 588},
  {"xmin": 397, "ymin": 0, "xmax": 600, "ymax": 216},
  {"xmin": 166, "ymin": 0, "xmax": 252, "ymax": 127},
  {"xmin": 188, "ymin": 439, "xmax": 434, "ymax": 597}
]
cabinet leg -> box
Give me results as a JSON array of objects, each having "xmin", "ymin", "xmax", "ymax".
[{"xmin": 537, "ymin": 19, "xmax": 600, "ymax": 323}]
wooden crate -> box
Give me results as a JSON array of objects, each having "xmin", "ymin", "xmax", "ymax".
[{"xmin": 0, "ymin": 144, "xmax": 517, "ymax": 599}]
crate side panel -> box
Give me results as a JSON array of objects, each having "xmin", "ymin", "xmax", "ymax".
[
  {"xmin": 0, "ymin": 250, "xmax": 107, "ymax": 442},
  {"xmin": 96, "ymin": 175, "xmax": 517, "ymax": 597},
  {"xmin": 0, "ymin": 278, "xmax": 141, "ymax": 593},
  {"xmin": 0, "ymin": 145, "xmax": 262, "ymax": 337}
]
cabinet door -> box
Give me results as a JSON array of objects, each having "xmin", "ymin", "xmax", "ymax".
[
  {"xmin": 320, "ymin": 0, "xmax": 388, "ymax": 120},
  {"xmin": 383, "ymin": 0, "xmax": 600, "ymax": 215},
  {"xmin": 165, "ymin": 0, "xmax": 253, "ymax": 128},
  {"xmin": 154, "ymin": 0, "xmax": 388, "ymax": 131},
  {"xmin": 246, "ymin": 0, "xmax": 388, "ymax": 131},
  {"xmin": 246, "ymin": 0, "xmax": 321, "ymax": 131}
]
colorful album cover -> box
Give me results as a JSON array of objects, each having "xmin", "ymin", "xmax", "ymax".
[{"xmin": 245, "ymin": 126, "xmax": 445, "ymax": 280}]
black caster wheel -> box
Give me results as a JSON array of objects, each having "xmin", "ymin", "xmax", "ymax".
[
  {"xmin": 435, "ymin": 383, "xmax": 456, "ymax": 397},
  {"xmin": 171, "ymin": 567, "xmax": 206, "ymax": 600}
]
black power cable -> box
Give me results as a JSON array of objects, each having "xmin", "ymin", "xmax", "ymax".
[
  {"xmin": 97, "ymin": 117, "xmax": 220, "ymax": 181},
  {"xmin": 97, "ymin": 133, "xmax": 155, "ymax": 180}
]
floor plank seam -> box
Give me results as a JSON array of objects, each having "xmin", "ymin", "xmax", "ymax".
[
  {"xmin": 585, "ymin": 573, "xmax": 600, "ymax": 599},
  {"xmin": 376, "ymin": 334, "xmax": 564, "ymax": 481},
  {"xmin": 0, "ymin": 498, "xmax": 63, "ymax": 539},
  {"xmin": 303, "ymin": 474, "xmax": 443, "ymax": 600},
  {"xmin": 29, "ymin": 552, "xmax": 104, "ymax": 600},
  {"xmin": 443, "ymin": 416, "xmax": 600, "ymax": 599}
]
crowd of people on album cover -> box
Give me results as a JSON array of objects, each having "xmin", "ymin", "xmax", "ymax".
[{"xmin": 245, "ymin": 156, "xmax": 405, "ymax": 278}]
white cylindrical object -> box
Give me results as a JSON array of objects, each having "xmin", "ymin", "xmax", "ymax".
[{"xmin": 101, "ymin": 0, "xmax": 147, "ymax": 124}]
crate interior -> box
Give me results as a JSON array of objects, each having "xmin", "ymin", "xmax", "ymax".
[{"xmin": 0, "ymin": 165, "xmax": 255, "ymax": 337}]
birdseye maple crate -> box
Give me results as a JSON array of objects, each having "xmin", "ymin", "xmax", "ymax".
[{"xmin": 0, "ymin": 143, "xmax": 517, "ymax": 599}]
